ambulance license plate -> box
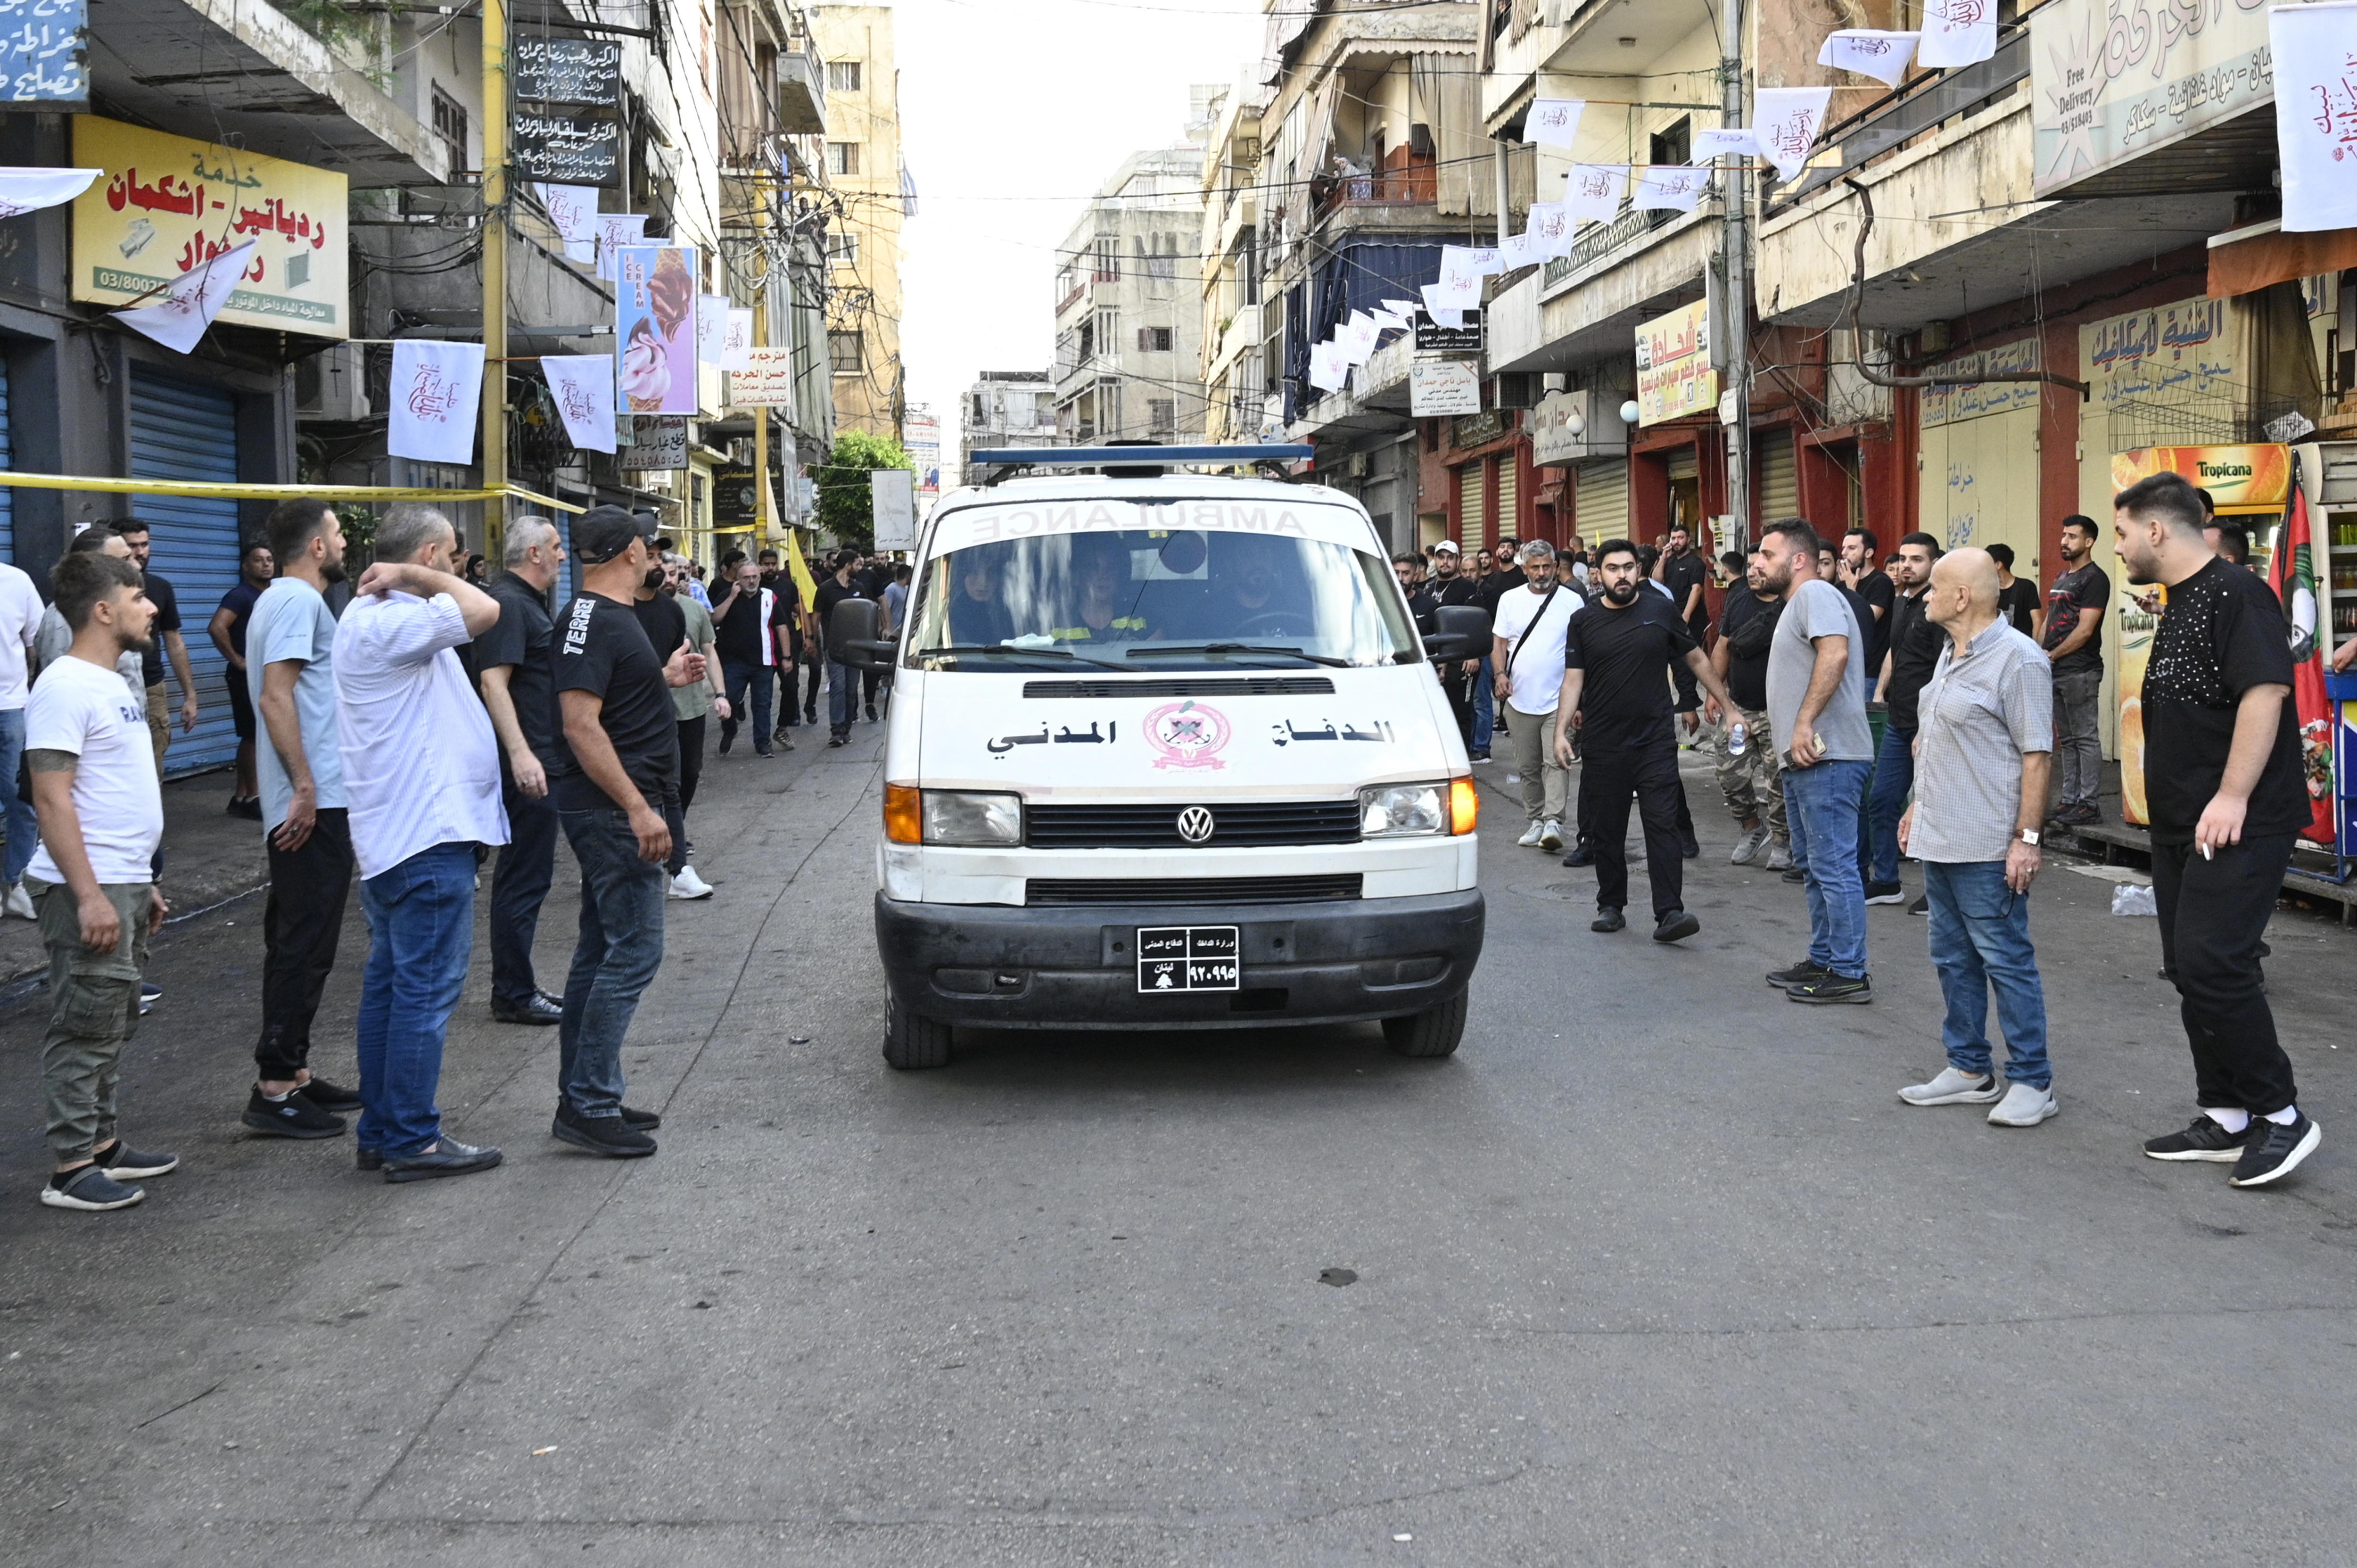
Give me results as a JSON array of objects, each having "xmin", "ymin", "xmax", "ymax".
[{"xmin": 1136, "ymin": 926, "xmax": 1239, "ymax": 993}]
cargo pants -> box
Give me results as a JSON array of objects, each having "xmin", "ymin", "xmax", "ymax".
[
  {"xmin": 1715, "ymin": 706, "xmax": 1786, "ymax": 840},
  {"xmin": 29, "ymin": 877, "xmax": 153, "ymax": 1164}
]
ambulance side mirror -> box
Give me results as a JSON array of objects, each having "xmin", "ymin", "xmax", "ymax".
[
  {"xmin": 1424, "ymin": 603, "xmax": 1491, "ymax": 660},
  {"xmin": 829, "ymin": 598, "xmax": 896, "ymax": 674}
]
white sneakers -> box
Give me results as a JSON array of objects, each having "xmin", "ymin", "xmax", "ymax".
[
  {"xmin": 1900, "ymin": 1068, "xmax": 2058, "ymax": 1126},
  {"xmin": 1728, "ymin": 825, "xmax": 1771, "ymax": 865},
  {"xmin": 1516, "ymin": 821, "xmax": 1545, "ymax": 848},
  {"xmin": 668, "ymin": 866, "xmax": 715, "ymax": 900},
  {"xmin": 1538, "ymin": 818, "xmax": 1563, "ymax": 851},
  {"xmin": 3, "ymin": 881, "xmax": 33, "ymax": 921}
]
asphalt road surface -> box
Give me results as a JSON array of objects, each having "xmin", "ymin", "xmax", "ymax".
[{"xmin": 4, "ymin": 722, "xmax": 2352, "ymax": 1566}]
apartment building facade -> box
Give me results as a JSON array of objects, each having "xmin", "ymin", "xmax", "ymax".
[
  {"xmin": 958, "ymin": 371, "xmax": 1058, "ymax": 485},
  {"xmin": 1052, "ymin": 136, "xmax": 1211, "ymax": 446},
  {"xmin": 812, "ymin": 3, "xmax": 908, "ymax": 440}
]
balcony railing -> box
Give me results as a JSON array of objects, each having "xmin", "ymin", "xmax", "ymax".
[
  {"xmin": 1540, "ymin": 199, "xmax": 1708, "ymax": 289},
  {"xmin": 1770, "ymin": 27, "xmax": 2031, "ymax": 213}
]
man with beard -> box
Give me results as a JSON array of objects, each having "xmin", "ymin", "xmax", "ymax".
[
  {"xmin": 1426, "ymin": 541, "xmax": 1484, "ymax": 750},
  {"xmin": 1394, "ymin": 553, "xmax": 1436, "ymax": 629},
  {"xmin": 2115, "ymin": 471, "xmax": 2321, "ymax": 1188},
  {"xmin": 1549, "ymin": 538, "xmax": 1736, "ymax": 942},
  {"xmin": 1864, "ymin": 533, "xmax": 1946, "ymax": 907},
  {"xmin": 1713, "ymin": 546, "xmax": 1788, "ymax": 869},
  {"xmin": 25, "ymin": 552, "xmax": 173, "ymax": 1211},
  {"xmin": 474, "ymin": 516, "xmax": 569, "ymax": 1025},
  {"xmin": 239, "ymin": 500, "xmax": 366, "ymax": 1139},
  {"xmin": 2035, "ymin": 514, "xmax": 2110, "ymax": 825},
  {"xmin": 1657, "ymin": 523, "xmax": 1711, "ymax": 738}
]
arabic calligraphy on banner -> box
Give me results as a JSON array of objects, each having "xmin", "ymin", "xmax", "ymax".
[
  {"xmin": 513, "ymin": 112, "xmax": 621, "ymax": 187},
  {"xmin": 2029, "ymin": 0, "xmax": 2274, "ymax": 196},
  {"xmin": 1919, "ymin": 339, "xmax": 2043, "ymax": 428},
  {"xmin": 71, "ymin": 116, "xmax": 346, "ymax": 337},
  {"xmin": 1633, "ymin": 299, "xmax": 1714, "ymax": 427},
  {"xmin": 0, "ymin": 0, "xmax": 85, "ymax": 106},
  {"xmin": 2079, "ymin": 296, "xmax": 2241, "ymax": 426},
  {"xmin": 511, "ymin": 37, "xmax": 621, "ymax": 106}
]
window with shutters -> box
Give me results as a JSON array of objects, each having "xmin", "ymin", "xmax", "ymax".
[
  {"xmin": 1094, "ymin": 307, "xmax": 1118, "ymax": 355},
  {"xmin": 1754, "ymin": 428, "xmax": 1797, "ymax": 529},
  {"xmin": 1148, "ymin": 399, "xmax": 1176, "ymax": 436},
  {"xmin": 829, "ymin": 141, "xmax": 860, "ymax": 177},
  {"xmin": 1457, "ymin": 462, "xmax": 1486, "ymax": 540},
  {"xmin": 827, "ymin": 60, "xmax": 862, "ymax": 92},
  {"xmin": 431, "ymin": 85, "xmax": 470, "ymax": 176},
  {"xmin": 1137, "ymin": 326, "xmax": 1173, "ymax": 353},
  {"xmin": 829, "ymin": 330, "xmax": 864, "ymax": 375}
]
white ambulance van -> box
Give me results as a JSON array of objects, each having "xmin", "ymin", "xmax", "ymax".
[{"xmin": 831, "ymin": 445, "xmax": 1489, "ymax": 1069}]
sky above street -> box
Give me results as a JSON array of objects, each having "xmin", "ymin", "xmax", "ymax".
[{"xmin": 896, "ymin": 0, "xmax": 1267, "ymax": 456}]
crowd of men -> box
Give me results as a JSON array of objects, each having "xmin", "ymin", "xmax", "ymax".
[
  {"xmin": 0, "ymin": 500, "xmax": 901, "ymax": 1212},
  {"xmin": 1423, "ymin": 473, "xmax": 2324, "ymax": 1188}
]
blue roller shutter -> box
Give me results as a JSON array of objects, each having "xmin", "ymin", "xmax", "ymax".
[
  {"xmin": 129, "ymin": 370, "xmax": 242, "ymax": 777},
  {"xmin": 0, "ymin": 359, "xmax": 13, "ymax": 563}
]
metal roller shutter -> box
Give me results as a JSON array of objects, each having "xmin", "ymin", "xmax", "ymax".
[
  {"xmin": 0, "ymin": 359, "xmax": 13, "ymax": 563},
  {"xmin": 1576, "ymin": 458, "xmax": 1627, "ymax": 545},
  {"xmin": 1666, "ymin": 446, "xmax": 1698, "ymax": 482},
  {"xmin": 1492, "ymin": 457, "xmax": 1518, "ymax": 545},
  {"xmin": 1456, "ymin": 462, "xmax": 1484, "ymax": 545},
  {"xmin": 1755, "ymin": 427, "xmax": 1797, "ymax": 530},
  {"xmin": 129, "ymin": 370, "xmax": 242, "ymax": 777}
]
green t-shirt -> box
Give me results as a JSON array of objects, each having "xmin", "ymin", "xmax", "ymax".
[{"xmin": 670, "ymin": 595, "xmax": 717, "ymax": 720}]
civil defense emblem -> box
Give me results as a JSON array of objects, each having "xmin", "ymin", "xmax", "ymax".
[{"xmin": 1143, "ymin": 700, "xmax": 1232, "ymax": 770}]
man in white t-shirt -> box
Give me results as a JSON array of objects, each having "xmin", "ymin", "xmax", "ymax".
[
  {"xmin": 24, "ymin": 553, "xmax": 174, "ymax": 1212},
  {"xmin": 0, "ymin": 551, "xmax": 42, "ymax": 920},
  {"xmin": 332, "ymin": 504, "xmax": 507, "ymax": 1184},
  {"xmin": 1489, "ymin": 541, "xmax": 1579, "ymax": 850}
]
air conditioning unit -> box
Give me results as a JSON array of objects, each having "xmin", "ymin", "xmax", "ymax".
[{"xmin": 295, "ymin": 343, "xmax": 371, "ymax": 421}]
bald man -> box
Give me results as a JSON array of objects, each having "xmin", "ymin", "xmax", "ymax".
[{"xmin": 1895, "ymin": 549, "xmax": 2060, "ymax": 1127}]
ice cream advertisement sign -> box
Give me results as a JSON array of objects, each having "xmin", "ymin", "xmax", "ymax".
[{"xmin": 613, "ymin": 244, "xmax": 699, "ymax": 414}]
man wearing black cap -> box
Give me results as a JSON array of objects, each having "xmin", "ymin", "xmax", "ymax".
[{"xmin": 548, "ymin": 506, "xmax": 707, "ymax": 1159}]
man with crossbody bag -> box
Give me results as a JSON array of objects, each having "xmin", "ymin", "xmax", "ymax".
[{"xmin": 1489, "ymin": 542, "xmax": 1579, "ymax": 850}]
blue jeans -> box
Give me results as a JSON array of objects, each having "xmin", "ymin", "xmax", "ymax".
[
  {"xmin": 1924, "ymin": 859, "xmax": 2050, "ymax": 1088},
  {"xmin": 1786, "ymin": 758, "xmax": 1871, "ymax": 980},
  {"xmin": 354, "ymin": 841, "xmax": 478, "ymax": 1156},
  {"xmin": 0, "ymin": 706, "xmax": 35, "ymax": 885},
  {"xmin": 1472, "ymin": 657, "xmax": 1495, "ymax": 753},
  {"xmin": 558, "ymin": 807, "xmax": 668, "ymax": 1118},
  {"xmin": 1866, "ymin": 722, "xmax": 1915, "ymax": 887},
  {"xmin": 827, "ymin": 657, "xmax": 858, "ymax": 738},
  {"xmin": 719, "ymin": 656, "xmax": 773, "ymax": 752}
]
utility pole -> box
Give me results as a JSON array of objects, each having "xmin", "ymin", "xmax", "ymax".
[
  {"xmin": 1717, "ymin": 0, "xmax": 1750, "ymax": 551},
  {"xmin": 754, "ymin": 250, "xmax": 772, "ymax": 548},
  {"xmin": 481, "ymin": 0, "xmax": 509, "ymax": 554}
]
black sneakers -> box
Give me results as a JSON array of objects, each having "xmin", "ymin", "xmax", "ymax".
[
  {"xmin": 1590, "ymin": 907, "xmax": 1625, "ymax": 933},
  {"xmin": 620, "ymin": 1105, "xmax": 663, "ymax": 1131},
  {"xmin": 1678, "ymin": 828, "xmax": 1700, "ymax": 860},
  {"xmin": 1766, "ymin": 959, "xmax": 1829, "ymax": 988},
  {"xmin": 297, "ymin": 1075, "xmax": 363, "ymax": 1112},
  {"xmin": 243, "ymin": 1085, "xmax": 347, "ymax": 1139},
  {"xmin": 1864, "ymin": 880, "xmax": 1905, "ymax": 905},
  {"xmin": 2229, "ymin": 1114, "xmax": 2322, "ymax": 1188},
  {"xmin": 41, "ymin": 1164, "xmax": 145, "ymax": 1211},
  {"xmin": 95, "ymin": 1140, "xmax": 179, "ymax": 1180},
  {"xmin": 1787, "ymin": 973, "xmax": 1873, "ymax": 1004},
  {"xmin": 2142, "ymin": 1114, "xmax": 2253, "ymax": 1163},
  {"xmin": 552, "ymin": 1104, "xmax": 658, "ymax": 1158},
  {"xmin": 1560, "ymin": 843, "xmax": 1595, "ymax": 868},
  {"xmin": 1652, "ymin": 908, "xmax": 1700, "ymax": 943},
  {"xmin": 492, "ymin": 992, "xmax": 563, "ymax": 1026},
  {"xmin": 382, "ymin": 1139, "xmax": 504, "ymax": 1184}
]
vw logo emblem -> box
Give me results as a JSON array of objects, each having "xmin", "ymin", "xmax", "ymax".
[{"xmin": 1176, "ymin": 806, "xmax": 1216, "ymax": 844}]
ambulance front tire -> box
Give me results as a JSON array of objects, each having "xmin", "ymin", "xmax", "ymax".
[
  {"xmin": 884, "ymin": 995, "xmax": 954, "ymax": 1070},
  {"xmin": 1381, "ymin": 993, "xmax": 1466, "ymax": 1058}
]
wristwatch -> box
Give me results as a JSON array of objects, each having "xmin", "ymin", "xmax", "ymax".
[{"xmin": 2018, "ymin": 828, "xmax": 2041, "ymax": 847}]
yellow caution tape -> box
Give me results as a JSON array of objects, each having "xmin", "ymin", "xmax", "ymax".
[{"xmin": 0, "ymin": 470, "xmax": 585, "ymax": 514}]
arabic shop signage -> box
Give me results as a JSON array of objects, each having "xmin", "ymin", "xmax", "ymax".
[
  {"xmin": 71, "ymin": 116, "xmax": 347, "ymax": 337},
  {"xmin": 512, "ymin": 37, "xmax": 622, "ymax": 106},
  {"xmin": 2030, "ymin": 0, "xmax": 2273, "ymax": 196},
  {"xmin": 1919, "ymin": 339, "xmax": 2042, "ymax": 429},
  {"xmin": 620, "ymin": 414, "xmax": 689, "ymax": 470},
  {"xmin": 2111, "ymin": 444, "xmax": 2290, "ymax": 511},
  {"xmin": 512, "ymin": 111, "xmax": 620, "ymax": 187},
  {"xmin": 0, "ymin": 0, "xmax": 85, "ymax": 107},
  {"xmin": 1633, "ymin": 298, "xmax": 1714, "ymax": 427},
  {"xmin": 2080, "ymin": 295, "xmax": 2242, "ymax": 422}
]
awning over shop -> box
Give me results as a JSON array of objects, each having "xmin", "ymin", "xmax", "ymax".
[{"xmin": 2207, "ymin": 221, "xmax": 2357, "ymax": 301}]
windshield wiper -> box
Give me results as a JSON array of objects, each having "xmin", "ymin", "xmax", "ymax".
[
  {"xmin": 1124, "ymin": 642, "xmax": 1353, "ymax": 668},
  {"xmin": 915, "ymin": 644, "xmax": 1128, "ymax": 670}
]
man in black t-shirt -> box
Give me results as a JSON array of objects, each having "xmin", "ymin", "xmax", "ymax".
[
  {"xmin": 2114, "ymin": 472, "xmax": 2319, "ymax": 1188},
  {"xmin": 1987, "ymin": 543, "xmax": 2040, "ymax": 634},
  {"xmin": 812, "ymin": 548, "xmax": 874, "ymax": 746},
  {"xmin": 108, "ymin": 519, "xmax": 198, "ymax": 773},
  {"xmin": 548, "ymin": 506, "xmax": 705, "ymax": 1160},
  {"xmin": 1841, "ymin": 527, "xmax": 1897, "ymax": 680},
  {"xmin": 1864, "ymin": 533, "xmax": 1947, "ymax": 901},
  {"xmin": 2038, "ymin": 514, "xmax": 2111, "ymax": 823},
  {"xmin": 1711, "ymin": 558, "xmax": 1786, "ymax": 867},
  {"xmin": 474, "ymin": 516, "xmax": 569, "ymax": 1025},
  {"xmin": 1657, "ymin": 525, "xmax": 1711, "ymax": 734},
  {"xmin": 1426, "ymin": 542, "xmax": 1484, "ymax": 751},
  {"xmin": 1550, "ymin": 538, "xmax": 1737, "ymax": 941}
]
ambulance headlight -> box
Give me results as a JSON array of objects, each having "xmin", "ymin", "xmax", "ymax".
[
  {"xmin": 922, "ymin": 790, "xmax": 1023, "ymax": 846},
  {"xmin": 1358, "ymin": 781, "xmax": 1447, "ymax": 838}
]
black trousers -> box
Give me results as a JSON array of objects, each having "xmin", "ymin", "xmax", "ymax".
[
  {"xmin": 255, "ymin": 806, "xmax": 354, "ymax": 1078},
  {"xmin": 676, "ymin": 713, "xmax": 706, "ymax": 813},
  {"xmin": 489, "ymin": 783, "xmax": 559, "ymax": 1008},
  {"xmin": 2151, "ymin": 833, "xmax": 2299, "ymax": 1115},
  {"xmin": 1437, "ymin": 663, "xmax": 1475, "ymax": 748},
  {"xmin": 1582, "ymin": 739, "xmax": 1686, "ymax": 918},
  {"xmin": 1575, "ymin": 739, "xmax": 1693, "ymax": 847},
  {"xmin": 775, "ymin": 658, "xmax": 800, "ymax": 728},
  {"xmin": 802, "ymin": 653, "xmax": 823, "ymax": 719}
]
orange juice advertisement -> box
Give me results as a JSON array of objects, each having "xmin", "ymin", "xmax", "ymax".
[
  {"xmin": 2117, "ymin": 596, "xmax": 2159, "ymax": 826},
  {"xmin": 2109, "ymin": 445, "xmax": 2289, "ymax": 510}
]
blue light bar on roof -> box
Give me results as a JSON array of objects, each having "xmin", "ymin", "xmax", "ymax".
[{"xmin": 966, "ymin": 444, "xmax": 1314, "ymax": 466}]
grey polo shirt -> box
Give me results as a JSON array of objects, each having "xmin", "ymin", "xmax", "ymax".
[{"xmin": 1909, "ymin": 618, "xmax": 2053, "ymax": 864}]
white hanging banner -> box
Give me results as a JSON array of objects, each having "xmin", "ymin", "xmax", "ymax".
[
  {"xmin": 1426, "ymin": 305, "xmax": 1467, "ymax": 330},
  {"xmin": 1500, "ymin": 230, "xmax": 1545, "ymax": 270},
  {"xmin": 1916, "ymin": 0, "xmax": 1995, "ymax": 69},
  {"xmin": 1523, "ymin": 98, "xmax": 1587, "ymax": 149},
  {"xmin": 1818, "ymin": 29, "xmax": 1920, "ymax": 88},
  {"xmin": 722, "ymin": 307, "xmax": 755, "ymax": 371},
  {"xmin": 1380, "ymin": 297, "xmax": 1420, "ymax": 319},
  {"xmin": 696, "ymin": 293, "xmax": 731, "ymax": 363},
  {"xmin": 1525, "ymin": 202, "xmax": 1575, "ymax": 258},
  {"xmin": 1562, "ymin": 164, "xmax": 1628, "ymax": 223},
  {"xmin": 1309, "ymin": 341, "xmax": 1349, "ymax": 392},
  {"xmin": 1342, "ymin": 309, "xmax": 1380, "ymax": 364},
  {"xmin": 1372, "ymin": 307, "xmax": 1415, "ymax": 334},
  {"xmin": 540, "ymin": 354, "xmax": 618, "ymax": 454},
  {"xmin": 1752, "ymin": 86, "xmax": 1834, "ymax": 182},
  {"xmin": 1691, "ymin": 127, "xmax": 1766, "ymax": 162},
  {"xmin": 2272, "ymin": 2, "xmax": 2357, "ymax": 233},
  {"xmin": 534, "ymin": 182, "xmax": 600, "ymax": 243},
  {"xmin": 109, "ymin": 239, "xmax": 257, "ymax": 355},
  {"xmin": 1631, "ymin": 165, "xmax": 1708, "ymax": 213},
  {"xmin": 1422, "ymin": 281, "xmax": 1477, "ymax": 316},
  {"xmin": 0, "ymin": 167, "xmax": 99, "ymax": 220},
  {"xmin": 388, "ymin": 340, "xmax": 486, "ymax": 465},
  {"xmin": 593, "ymin": 212, "xmax": 647, "ymax": 280},
  {"xmin": 1436, "ymin": 245, "xmax": 1497, "ymax": 299}
]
